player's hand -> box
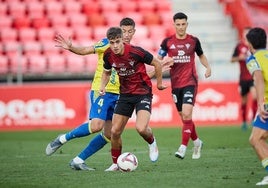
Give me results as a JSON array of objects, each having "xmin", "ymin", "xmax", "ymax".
[
  {"xmin": 259, "ymin": 103, "xmax": 268, "ymax": 123},
  {"xmin": 205, "ymin": 67, "xmax": 211, "ymax": 78},
  {"xmin": 54, "ymin": 34, "xmax": 72, "ymax": 50},
  {"xmin": 99, "ymin": 89, "xmax": 106, "ymax": 96},
  {"xmin": 161, "ymin": 58, "xmax": 173, "ymax": 73},
  {"xmin": 157, "ymin": 84, "xmax": 168, "ymax": 90}
]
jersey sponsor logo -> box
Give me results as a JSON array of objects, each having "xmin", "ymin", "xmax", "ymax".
[{"xmin": 177, "ymin": 50, "xmax": 185, "ymax": 56}]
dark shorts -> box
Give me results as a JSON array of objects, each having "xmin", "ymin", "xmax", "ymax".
[
  {"xmin": 239, "ymin": 80, "xmax": 254, "ymax": 96},
  {"xmin": 172, "ymin": 85, "xmax": 197, "ymax": 112},
  {"xmin": 114, "ymin": 94, "xmax": 152, "ymax": 117}
]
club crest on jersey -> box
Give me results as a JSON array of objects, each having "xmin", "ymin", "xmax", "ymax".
[
  {"xmin": 129, "ymin": 60, "xmax": 135, "ymax": 66},
  {"xmin": 185, "ymin": 43, "xmax": 190, "ymax": 49}
]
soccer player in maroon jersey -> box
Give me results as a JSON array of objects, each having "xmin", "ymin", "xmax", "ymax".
[
  {"xmin": 231, "ymin": 27, "xmax": 257, "ymax": 131},
  {"xmin": 100, "ymin": 27, "xmax": 168, "ymax": 171},
  {"xmin": 157, "ymin": 12, "xmax": 211, "ymax": 160}
]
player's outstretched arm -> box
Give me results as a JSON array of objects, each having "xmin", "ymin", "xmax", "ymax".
[{"xmin": 54, "ymin": 34, "xmax": 95, "ymax": 55}]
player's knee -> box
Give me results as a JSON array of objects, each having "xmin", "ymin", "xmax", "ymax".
[
  {"xmin": 90, "ymin": 121, "xmax": 104, "ymax": 133},
  {"xmin": 136, "ymin": 126, "xmax": 147, "ymax": 135},
  {"xmin": 249, "ymin": 135, "xmax": 258, "ymax": 147}
]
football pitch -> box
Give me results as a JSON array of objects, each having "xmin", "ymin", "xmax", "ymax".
[{"xmin": 0, "ymin": 126, "xmax": 264, "ymax": 188}]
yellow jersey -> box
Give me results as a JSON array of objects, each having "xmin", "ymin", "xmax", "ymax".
[
  {"xmin": 246, "ymin": 49, "xmax": 268, "ymax": 100},
  {"xmin": 91, "ymin": 38, "xmax": 120, "ymax": 94}
]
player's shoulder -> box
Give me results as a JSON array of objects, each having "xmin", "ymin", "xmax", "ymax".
[{"xmin": 94, "ymin": 38, "xmax": 110, "ymax": 50}]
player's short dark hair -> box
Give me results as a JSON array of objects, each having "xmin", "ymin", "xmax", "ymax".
[
  {"xmin": 246, "ymin": 27, "xmax": 267, "ymax": 49},
  {"xmin": 120, "ymin": 17, "xmax": 135, "ymax": 28},
  {"xmin": 173, "ymin": 12, "xmax": 188, "ymax": 22},
  {"xmin": 106, "ymin": 27, "xmax": 122, "ymax": 40}
]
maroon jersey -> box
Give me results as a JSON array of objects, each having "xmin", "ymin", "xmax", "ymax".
[
  {"xmin": 158, "ymin": 34, "xmax": 203, "ymax": 89},
  {"xmin": 103, "ymin": 44, "xmax": 153, "ymax": 95},
  {"xmin": 232, "ymin": 41, "xmax": 253, "ymax": 81}
]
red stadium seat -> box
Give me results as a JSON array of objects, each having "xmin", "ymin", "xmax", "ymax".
[
  {"xmin": 23, "ymin": 41, "xmax": 42, "ymax": 56},
  {"xmin": 13, "ymin": 17, "xmax": 31, "ymax": 29},
  {"xmin": 137, "ymin": 1, "xmax": 156, "ymax": 13},
  {"xmin": 32, "ymin": 18, "xmax": 50, "ymax": 29},
  {"xmin": 0, "ymin": 55, "xmax": 9, "ymax": 74},
  {"xmin": 50, "ymin": 16, "xmax": 69, "ymax": 28},
  {"xmin": 0, "ymin": 28, "xmax": 18, "ymax": 42},
  {"xmin": 123, "ymin": 11, "xmax": 143, "ymax": 25},
  {"xmin": 82, "ymin": 2, "xmax": 101, "ymax": 15},
  {"xmin": 3, "ymin": 41, "xmax": 20, "ymax": 58},
  {"xmin": 28, "ymin": 54, "xmax": 47, "ymax": 74},
  {"xmin": 37, "ymin": 28, "xmax": 55, "ymax": 42},
  {"xmin": 143, "ymin": 12, "xmax": 161, "ymax": 25},
  {"xmin": 53, "ymin": 26, "xmax": 74, "ymax": 39},
  {"xmin": 104, "ymin": 12, "xmax": 124, "ymax": 26},
  {"xmin": 133, "ymin": 25, "xmax": 149, "ymax": 40},
  {"xmin": 118, "ymin": 1, "xmax": 137, "ymax": 13},
  {"xmin": 47, "ymin": 54, "xmax": 66, "ymax": 73},
  {"xmin": 64, "ymin": 1, "xmax": 82, "ymax": 14},
  {"xmin": 66, "ymin": 54, "xmax": 85, "ymax": 73},
  {"xmin": 68, "ymin": 13, "xmax": 88, "ymax": 27},
  {"xmin": 148, "ymin": 25, "xmax": 167, "ymax": 41},
  {"xmin": 42, "ymin": 42, "xmax": 62, "ymax": 56},
  {"xmin": 27, "ymin": 2, "xmax": 45, "ymax": 18},
  {"xmin": 18, "ymin": 28, "xmax": 37, "ymax": 42},
  {"xmin": 0, "ymin": 16, "xmax": 13, "ymax": 29},
  {"xmin": 0, "ymin": 4, "xmax": 8, "ymax": 17},
  {"xmin": 8, "ymin": 2, "xmax": 27, "ymax": 18},
  {"xmin": 73, "ymin": 26, "xmax": 93, "ymax": 41},
  {"xmin": 155, "ymin": 1, "xmax": 171, "ymax": 13},
  {"xmin": 99, "ymin": 1, "xmax": 119, "ymax": 13},
  {"xmin": 87, "ymin": 13, "xmax": 106, "ymax": 27},
  {"xmin": 85, "ymin": 54, "xmax": 98, "ymax": 73},
  {"xmin": 92, "ymin": 26, "xmax": 107, "ymax": 40},
  {"xmin": 45, "ymin": 1, "xmax": 64, "ymax": 17},
  {"xmin": 9, "ymin": 55, "xmax": 28, "ymax": 74}
]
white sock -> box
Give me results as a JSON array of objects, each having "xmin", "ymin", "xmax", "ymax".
[
  {"xmin": 193, "ymin": 138, "xmax": 201, "ymax": 147},
  {"xmin": 73, "ymin": 156, "xmax": 84, "ymax": 164},
  {"xmin": 59, "ymin": 134, "xmax": 67, "ymax": 144}
]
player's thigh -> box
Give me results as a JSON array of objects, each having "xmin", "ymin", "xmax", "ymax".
[
  {"xmin": 135, "ymin": 110, "xmax": 151, "ymax": 131},
  {"xmin": 111, "ymin": 114, "xmax": 129, "ymax": 135}
]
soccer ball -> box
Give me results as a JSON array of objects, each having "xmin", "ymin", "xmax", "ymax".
[{"xmin": 117, "ymin": 152, "xmax": 138, "ymax": 172}]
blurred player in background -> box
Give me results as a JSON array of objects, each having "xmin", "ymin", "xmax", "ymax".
[
  {"xmin": 246, "ymin": 27, "xmax": 268, "ymax": 186},
  {"xmin": 157, "ymin": 12, "xmax": 211, "ymax": 160},
  {"xmin": 100, "ymin": 27, "xmax": 169, "ymax": 171},
  {"xmin": 231, "ymin": 27, "xmax": 257, "ymax": 131},
  {"xmin": 45, "ymin": 18, "xmax": 136, "ymax": 170}
]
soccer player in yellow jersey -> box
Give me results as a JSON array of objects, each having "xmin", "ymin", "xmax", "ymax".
[
  {"xmin": 245, "ymin": 27, "xmax": 268, "ymax": 185},
  {"xmin": 45, "ymin": 18, "xmax": 136, "ymax": 170}
]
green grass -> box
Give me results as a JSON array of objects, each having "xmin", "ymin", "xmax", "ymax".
[{"xmin": 0, "ymin": 126, "xmax": 264, "ymax": 188}]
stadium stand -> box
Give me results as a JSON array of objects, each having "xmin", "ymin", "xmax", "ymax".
[{"xmin": 0, "ymin": 0, "xmax": 173, "ymax": 82}]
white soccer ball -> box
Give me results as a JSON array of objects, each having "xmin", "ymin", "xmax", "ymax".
[{"xmin": 117, "ymin": 152, "xmax": 138, "ymax": 172}]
